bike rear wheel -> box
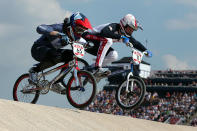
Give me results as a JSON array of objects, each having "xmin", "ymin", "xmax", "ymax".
[
  {"xmin": 115, "ymin": 76, "xmax": 146, "ymax": 110},
  {"xmin": 13, "ymin": 73, "xmax": 40, "ymax": 104},
  {"xmin": 66, "ymin": 70, "xmax": 97, "ymax": 109}
]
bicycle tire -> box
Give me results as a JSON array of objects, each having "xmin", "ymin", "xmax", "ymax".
[
  {"xmin": 13, "ymin": 73, "xmax": 40, "ymax": 104},
  {"xmin": 66, "ymin": 70, "xmax": 97, "ymax": 109},
  {"xmin": 115, "ymin": 76, "xmax": 146, "ymax": 110}
]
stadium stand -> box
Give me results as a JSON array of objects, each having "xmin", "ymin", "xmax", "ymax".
[{"xmin": 86, "ymin": 67, "xmax": 197, "ymax": 127}]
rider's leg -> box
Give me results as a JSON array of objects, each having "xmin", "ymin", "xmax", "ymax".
[
  {"xmin": 54, "ymin": 49, "xmax": 74, "ymax": 83},
  {"xmin": 29, "ymin": 45, "xmax": 62, "ymax": 83},
  {"xmin": 30, "ymin": 48, "xmax": 74, "ymax": 93},
  {"xmin": 29, "ymin": 44, "xmax": 52, "ymax": 83},
  {"xmin": 60, "ymin": 49, "xmax": 74, "ymax": 63},
  {"xmin": 84, "ymin": 43, "xmax": 99, "ymax": 71},
  {"xmin": 95, "ymin": 38, "xmax": 113, "ymax": 68},
  {"xmin": 51, "ymin": 49, "xmax": 74, "ymax": 94},
  {"xmin": 93, "ymin": 38, "xmax": 114, "ymax": 75},
  {"xmin": 102, "ymin": 49, "xmax": 118, "ymax": 67}
]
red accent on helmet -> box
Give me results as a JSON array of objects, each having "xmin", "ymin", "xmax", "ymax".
[
  {"xmin": 75, "ymin": 18, "xmax": 93, "ymax": 30},
  {"xmin": 134, "ymin": 19, "xmax": 137, "ymax": 28}
]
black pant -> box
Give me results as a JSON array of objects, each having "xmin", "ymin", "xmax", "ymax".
[{"xmin": 31, "ymin": 43, "xmax": 73, "ymax": 72}]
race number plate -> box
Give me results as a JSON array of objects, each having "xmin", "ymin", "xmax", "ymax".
[
  {"xmin": 132, "ymin": 49, "xmax": 143, "ymax": 65},
  {"xmin": 73, "ymin": 43, "xmax": 85, "ymax": 58}
]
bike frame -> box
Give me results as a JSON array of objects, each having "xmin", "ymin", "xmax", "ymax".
[
  {"xmin": 35, "ymin": 41, "xmax": 87, "ymax": 92},
  {"xmin": 37, "ymin": 56, "xmax": 80, "ymax": 90}
]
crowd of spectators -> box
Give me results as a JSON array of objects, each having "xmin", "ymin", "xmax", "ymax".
[
  {"xmin": 143, "ymin": 69, "xmax": 197, "ymax": 87},
  {"xmin": 86, "ymin": 90, "xmax": 197, "ymax": 126},
  {"xmin": 151, "ymin": 69, "xmax": 197, "ymax": 78},
  {"xmin": 91, "ymin": 69, "xmax": 197, "ymax": 126},
  {"xmin": 108, "ymin": 69, "xmax": 197, "ymax": 88},
  {"xmin": 190, "ymin": 117, "xmax": 197, "ymax": 126},
  {"xmin": 144, "ymin": 79, "xmax": 197, "ymax": 87}
]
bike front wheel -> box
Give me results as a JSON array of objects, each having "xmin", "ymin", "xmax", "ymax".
[
  {"xmin": 66, "ymin": 70, "xmax": 97, "ymax": 109},
  {"xmin": 115, "ymin": 76, "xmax": 146, "ymax": 110},
  {"xmin": 60, "ymin": 58, "xmax": 89, "ymax": 87},
  {"xmin": 13, "ymin": 73, "xmax": 40, "ymax": 104},
  {"xmin": 77, "ymin": 58, "xmax": 89, "ymax": 69}
]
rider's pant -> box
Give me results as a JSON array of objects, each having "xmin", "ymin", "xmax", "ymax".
[
  {"xmin": 85, "ymin": 39, "xmax": 118, "ymax": 68},
  {"xmin": 31, "ymin": 43, "xmax": 74, "ymax": 72},
  {"xmin": 95, "ymin": 38, "xmax": 113, "ymax": 68},
  {"xmin": 102, "ymin": 50, "xmax": 118, "ymax": 67}
]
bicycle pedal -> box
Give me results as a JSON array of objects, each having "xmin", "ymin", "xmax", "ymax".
[
  {"xmin": 99, "ymin": 71, "xmax": 111, "ymax": 77},
  {"xmin": 78, "ymin": 87, "xmax": 85, "ymax": 91},
  {"xmin": 103, "ymin": 71, "xmax": 111, "ymax": 76},
  {"xmin": 60, "ymin": 89, "xmax": 66, "ymax": 95},
  {"xmin": 28, "ymin": 79, "xmax": 33, "ymax": 84},
  {"xmin": 28, "ymin": 79, "xmax": 38, "ymax": 85}
]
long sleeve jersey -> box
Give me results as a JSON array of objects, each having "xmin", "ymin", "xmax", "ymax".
[
  {"xmin": 82, "ymin": 23, "xmax": 147, "ymax": 52},
  {"xmin": 34, "ymin": 23, "xmax": 68, "ymax": 49}
]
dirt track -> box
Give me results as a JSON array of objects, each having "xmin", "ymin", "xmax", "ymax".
[{"xmin": 0, "ymin": 99, "xmax": 196, "ymax": 131}]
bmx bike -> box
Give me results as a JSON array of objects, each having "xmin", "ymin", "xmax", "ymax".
[{"xmin": 13, "ymin": 41, "xmax": 97, "ymax": 109}]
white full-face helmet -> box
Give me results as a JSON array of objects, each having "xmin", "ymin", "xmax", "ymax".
[{"xmin": 120, "ymin": 14, "xmax": 142, "ymax": 37}]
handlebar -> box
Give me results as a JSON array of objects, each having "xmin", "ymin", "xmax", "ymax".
[{"xmin": 126, "ymin": 42, "xmax": 149, "ymax": 56}]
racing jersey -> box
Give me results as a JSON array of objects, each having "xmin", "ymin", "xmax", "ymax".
[
  {"xmin": 34, "ymin": 23, "xmax": 68, "ymax": 49},
  {"xmin": 82, "ymin": 23, "xmax": 147, "ymax": 52}
]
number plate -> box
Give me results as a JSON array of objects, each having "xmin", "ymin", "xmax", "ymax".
[
  {"xmin": 132, "ymin": 49, "xmax": 143, "ymax": 65},
  {"xmin": 73, "ymin": 43, "xmax": 85, "ymax": 58}
]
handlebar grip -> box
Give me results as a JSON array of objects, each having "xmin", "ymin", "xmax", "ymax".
[
  {"xmin": 126, "ymin": 42, "xmax": 133, "ymax": 47},
  {"xmin": 144, "ymin": 51, "xmax": 148, "ymax": 55}
]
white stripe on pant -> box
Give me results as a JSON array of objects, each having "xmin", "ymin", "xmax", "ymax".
[{"xmin": 96, "ymin": 38, "xmax": 114, "ymax": 67}]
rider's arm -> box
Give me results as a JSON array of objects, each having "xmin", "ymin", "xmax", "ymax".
[
  {"xmin": 82, "ymin": 23, "xmax": 122, "ymax": 42},
  {"xmin": 81, "ymin": 31, "xmax": 106, "ymax": 42},
  {"xmin": 36, "ymin": 24, "xmax": 63, "ymax": 36},
  {"xmin": 99, "ymin": 23, "xmax": 122, "ymax": 39},
  {"xmin": 129, "ymin": 36, "xmax": 147, "ymax": 52}
]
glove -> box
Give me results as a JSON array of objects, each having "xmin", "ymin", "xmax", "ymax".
[
  {"xmin": 145, "ymin": 50, "xmax": 152, "ymax": 57},
  {"xmin": 56, "ymin": 32, "xmax": 70, "ymax": 46},
  {"xmin": 121, "ymin": 36, "xmax": 130, "ymax": 44},
  {"xmin": 61, "ymin": 35, "xmax": 70, "ymax": 46},
  {"xmin": 56, "ymin": 32, "xmax": 65, "ymax": 38}
]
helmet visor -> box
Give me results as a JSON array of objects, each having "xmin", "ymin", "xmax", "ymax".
[
  {"xmin": 128, "ymin": 20, "xmax": 143, "ymax": 31},
  {"xmin": 128, "ymin": 23, "xmax": 138, "ymax": 31}
]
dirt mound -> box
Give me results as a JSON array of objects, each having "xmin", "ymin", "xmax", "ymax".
[{"xmin": 0, "ymin": 99, "xmax": 196, "ymax": 131}]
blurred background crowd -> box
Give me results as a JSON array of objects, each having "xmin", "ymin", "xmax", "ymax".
[{"xmin": 85, "ymin": 69, "xmax": 197, "ymax": 127}]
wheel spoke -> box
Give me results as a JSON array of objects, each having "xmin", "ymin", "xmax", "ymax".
[
  {"xmin": 116, "ymin": 77, "xmax": 145, "ymax": 110},
  {"xmin": 66, "ymin": 71, "xmax": 96, "ymax": 109},
  {"xmin": 13, "ymin": 74, "xmax": 40, "ymax": 104}
]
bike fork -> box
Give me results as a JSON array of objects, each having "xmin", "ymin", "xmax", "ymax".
[
  {"xmin": 74, "ymin": 68, "xmax": 80, "ymax": 86},
  {"xmin": 126, "ymin": 63, "xmax": 134, "ymax": 92}
]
